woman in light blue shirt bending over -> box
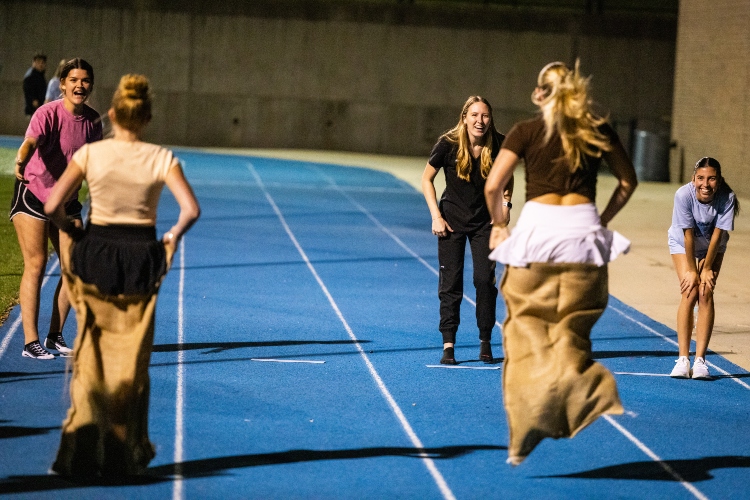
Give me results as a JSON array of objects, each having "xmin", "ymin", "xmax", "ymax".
[{"xmin": 667, "ymin": 157, "xmax": 740, "ymax": 379}]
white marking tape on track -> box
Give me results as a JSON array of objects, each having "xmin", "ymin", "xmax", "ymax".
[
  {"xmin": 603, "ymin": 416, "xmax": 709, "ymax": 500},
  {"xmin": 614, "ymin": 372, "xmax": 673, "ymax": 377},
  {"xmin": 308, "ymin": 165, "xmax": 504, "ymax": 331},
  {"xmin": 251, "ymin": 358, "xmax": 325, "ymax": 364},
  {"xmin": 0, "ymin": 258, "xmax": 59, "ymax": 361},
  {"xmin": 248, "ymin": 163, "xmax": 457, "ymax": 500},
  {"xmin": 173, "ymin": 238, "xmax": 186, "ymax": 500},
  {"xmin": 609, "ymin": 305, "xmax": 750, "ymax": 390},
  {"xmin": 426, "ymin": 365, "xmax": 500, "ymax": 370}
]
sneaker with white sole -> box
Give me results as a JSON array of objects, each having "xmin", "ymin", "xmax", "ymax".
[
  {"xmin": 23, "ymin": 340, "xmax": 55, "ymax": 360},
  {"xmin": 692, "ymin": 357, "xmax": 711, "ymax": 379},
  {"xmin": 44, "ymin": 332, "xmax": 73, "ymax": 356},
  {"xmin": 670, "ymin": 356, "xmax": 691, "ymax": 378}
]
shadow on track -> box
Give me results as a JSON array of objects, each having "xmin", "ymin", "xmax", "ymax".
[
  {"xmin": 152, "ymin": 339, "xmax": 369, "ymax": 354},
  {"xmin": 538, "ymin": 455, "xmax": 750, "ymax": 482},
  {"xmin": 0, "ymin": 421, "xmax": 59, "ymax": 439},
  {"xmin": 0, "ymin": 444, "xmax": 505, "ymax": 494}
]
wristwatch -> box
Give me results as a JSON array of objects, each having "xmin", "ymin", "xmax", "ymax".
[{"xmin": 502, "ymin": 201, "xmax": 512, "ymax": 208}]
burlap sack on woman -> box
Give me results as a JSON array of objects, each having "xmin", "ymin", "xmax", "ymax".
[
  {"xmin": 52, "ymin": 236, "xmax": 174, "ymax": 477},
  {"xmin": 501, "ymin": 263, "xmax": 623, "ymax": 465}
]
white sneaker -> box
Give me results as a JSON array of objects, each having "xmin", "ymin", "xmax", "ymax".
[
  {"xmin": 670, "ymin": 356, "xmax": 691, "ymax": 378},
  {"xmin": 692, "ymin": 357, "xmax": 711, "ymax": 379}
]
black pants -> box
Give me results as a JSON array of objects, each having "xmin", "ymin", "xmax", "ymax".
[{"xmin": 437, "ymin": 223, "xmax": 498, "ymax": 344}]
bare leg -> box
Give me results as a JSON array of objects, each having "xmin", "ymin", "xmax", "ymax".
[
  {"xmin": 12, "ymin": 214, "xmax": 49, "ymax": 344},
  {"xmin": 48, "ymin": 224, "xmax": 75, "ymax": 335},
  {"xmin": 671, "ymin": 254, "xmax": 698, "ymax": 357},
  {"xmin": 694, "ymin": 254, "xmax": 723, "ymax": 359}
]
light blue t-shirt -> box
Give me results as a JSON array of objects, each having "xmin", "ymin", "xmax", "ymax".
[
  {"xmin": 668, "ymin": 182, "xmax": 735, "ymax": 257},
  {"xmin": 45, "ymin": 78, "xmax": 62, "ymax": 102}
]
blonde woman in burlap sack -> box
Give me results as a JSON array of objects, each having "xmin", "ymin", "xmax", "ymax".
[
  {"xmin": 484, "ymin": 61, "xmax": 638, "ymax": 465},
  {"xmin": 44, "ymin": 74, "xmax": 200, "ymax": 478}
]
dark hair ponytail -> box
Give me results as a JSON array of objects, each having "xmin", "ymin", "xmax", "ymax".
[{"xmin": 694, "ymin": 157, "xmax": 740, "ymax": 217}]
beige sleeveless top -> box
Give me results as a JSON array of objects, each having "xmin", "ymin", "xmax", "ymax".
[{"xmin": 72, "ymin": 139, "xmax": 176, "ymax": 226}]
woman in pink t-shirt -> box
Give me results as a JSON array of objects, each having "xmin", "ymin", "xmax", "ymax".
[{"xmin": 10, "ymin": 58, "xmax": 102, "ymax": 360}]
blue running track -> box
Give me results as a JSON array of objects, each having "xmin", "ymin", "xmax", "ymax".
[{"xmin": 0, "ymin": 147, "xmax": 748, "ymax": 499}]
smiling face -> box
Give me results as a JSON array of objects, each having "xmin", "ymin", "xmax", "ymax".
[
  {"xmin": 693, "ymin": 166, "xmax": 720, "ymax": 203},
  {"xmin": 463, "ymin": 102, "xmax": 491, "ymax": 142},
  {"xmin": 60, "ymin": 68, "xmax": 93, "ymax": 109}
]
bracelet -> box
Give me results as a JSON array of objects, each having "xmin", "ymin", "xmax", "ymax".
[
  {"xmin": 502, "ymin": 201, "xmax": 512, "ymax": 208},
  {"xmin": 492, "ymin": 223, "xmax": 507, "ymax": 229},
  {"xmin": 432, "ymin": 216, "xmax": 442, "ymax": 221}
]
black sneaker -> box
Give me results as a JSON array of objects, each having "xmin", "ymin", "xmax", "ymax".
[
  {"xmin": 480, "ymin": 341, "xmax": 493, "ymax": 363},
  {"xmin": 23, "ymin": 340, "xmax": 55, "ymax": 360},
  {"xmin": 440, "ymin": 347, "xmax": 458, "ymax": 365},
  {"xmin": 45, "ymin": 332, "xmax": 73, "ymax": 356}
]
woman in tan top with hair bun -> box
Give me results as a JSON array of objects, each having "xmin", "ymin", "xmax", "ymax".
[{"xmin": 44, "ymin": 74, "xmax": 200, "ymax": 478}]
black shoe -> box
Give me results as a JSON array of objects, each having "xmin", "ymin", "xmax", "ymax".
[
  {"xmin": 23, "ymin": 340, "xmax": 54, "ymax": 360},
  {"xmin": 480, "ymin": 341, "xmax": 493, "ymax": 363},
  {"xmin": 45, "ymin": 332, "xmax": 73, "ymax": 356},
  {"xmin": 440, "ymin": 347, "xmax": 458, "ymax": 365}
]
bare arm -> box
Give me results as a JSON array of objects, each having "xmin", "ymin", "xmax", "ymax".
[
  {"xmin": 162, "ymin": 160, "xmax": 201, "ymax": 253},
  {"xmin": 484, "ymin": 148, "xmax": 518, "ymax": 249},
  {"xmin": 14, "ymin": 137, "xmax": 39, "ymax": 181},
  {"xmin": 700, "ymin": 227, "xmax": 725, "ymax": 293},
  {"xmin": 44, "ymin": 160, "xmax": 85, "ymax": 236},
  {"xmin": 679, "ymin": 228, "xmax": 700, "ymax": 295},
  {"xmin": 421, "ymin": 163, "xmax": 452, "ymax": 237},
  {"xmin": 599, "ymin": 139, "xmax": 638, "ymax": 227}
]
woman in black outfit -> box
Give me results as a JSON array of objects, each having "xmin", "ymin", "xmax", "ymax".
[{"xmin": 421, "ymin": 96, "xmax": 512, "ymax": 364}]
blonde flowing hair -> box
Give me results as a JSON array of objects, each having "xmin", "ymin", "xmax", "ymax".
[
  {"xmin": 533, "ymin": 61, "xmax": 611, "ymax": 172},
  {"xmin": 440, "ymin": 96, "xmax": 498, "ymax": 181},
  {"xmin": 111, "ymin": 74, "xmax": 152, "ymax": 132}
]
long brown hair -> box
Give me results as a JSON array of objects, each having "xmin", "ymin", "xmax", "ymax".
[
  {"xmin": 533, "ymin": 60, "xmax": 611, "ymax": 172},
  {"xmin": 440, "ymin": 96, "xmax": 498, "ymax": 181}
]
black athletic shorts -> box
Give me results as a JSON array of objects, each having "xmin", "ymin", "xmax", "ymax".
[{"xmin": 9, "ymin": 179, "xmax": 82, "ymax": 222}]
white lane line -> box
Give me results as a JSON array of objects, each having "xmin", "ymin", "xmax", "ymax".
[
  {"xmin": 308, "ymin": 165, "xmax": 503, "ymax": 331},
  {"xmin": 0, "ymin": 257, "xmax": 59, "ymax": 361},
  {"xmin": 173, "ymin": 237, "xmax": 186, "ymax": 500},
  {"xmin": 426, "ymin": 365, "xmax": 500, "ymax": 370},
  {"xmin": 248, "ymin": 163, "xmax": 456, "ymax": 500},
  {"xmin": 614, "ymin": 372, "xmax": 673, "ymax": 377},
  {"xmin": 603, "ymin": 416, "xmax": 709, "ymax": 500},
  {"xmin": 251, "ymin": 358, "xmax": 325, "ymax": 364},
  {"xmin": 609, "ymin": 305, "xmax": 750, "ymax": 390}
]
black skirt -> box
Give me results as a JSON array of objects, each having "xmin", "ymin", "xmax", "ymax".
[{"xmin": 71, "ymin": 224, "xmax": 167, "ymax": 296}]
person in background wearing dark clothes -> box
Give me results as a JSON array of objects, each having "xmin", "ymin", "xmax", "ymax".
[
  {"xmin": 421, "ymin": 96, "xmax": 511, "ymax": 365},
  {"xmin": 23, "ymin": 53, "xmax": 47, "ymax": 117}
]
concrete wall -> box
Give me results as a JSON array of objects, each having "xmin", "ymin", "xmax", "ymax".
[
  {"xmin": 0, "ymin": 0, "xmax": 676, "ymax": 156},
  {"xmin": 671, "ymin": 0, "xmax": 750, "ymax": 196}
]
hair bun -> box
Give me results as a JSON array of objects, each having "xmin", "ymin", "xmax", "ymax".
[{"xmin": 119, "ymin": 74, "xmax": 149, "ymax": 101}]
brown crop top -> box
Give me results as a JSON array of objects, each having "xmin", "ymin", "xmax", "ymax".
[{"xmin": 502, "ymin": 116, "xmax": 619, "ymax": 202}]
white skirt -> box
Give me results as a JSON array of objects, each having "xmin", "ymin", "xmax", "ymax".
[{"xmin": 489, "ymin": 201, "xmax": 630, "ymax": 267}]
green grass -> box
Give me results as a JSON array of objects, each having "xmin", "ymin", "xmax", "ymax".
[
  {"xmin": 1, "ymin": 150, "xmax": 22, "ymax": 323},
  {"xmin": 0, "ymin": 146, "xmax": 92, "ymax": 325}
]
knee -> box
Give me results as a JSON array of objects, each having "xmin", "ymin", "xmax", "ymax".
[
  {"xmin": 473, "ymin": 272, "xmax": 497, "ymax": 290},
  {"xmin": 23, "ymin": 254, "xmax": 47, "ymax": 277}
]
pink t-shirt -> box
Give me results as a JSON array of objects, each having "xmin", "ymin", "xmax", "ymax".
[{"xmin": 24, "ymin": 100, "xmax": 102, "ymax": 203}]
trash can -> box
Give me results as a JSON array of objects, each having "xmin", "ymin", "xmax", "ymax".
[{"xmin": 631, "ymin": 129, "xmax": 670, "ymax": 182}]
